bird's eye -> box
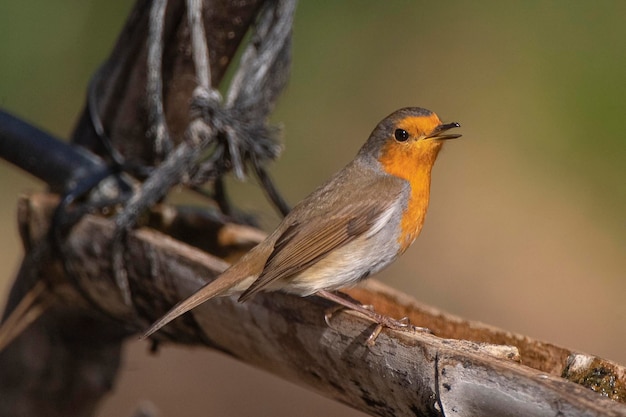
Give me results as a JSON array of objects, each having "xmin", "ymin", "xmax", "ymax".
[{"xmin": 394, "ymin": 129, "xmax": 409, "ymax": 142}]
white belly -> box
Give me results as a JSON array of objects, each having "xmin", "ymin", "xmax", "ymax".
[{"xmin": 274, "ymin": 227, "xmax": 401, "ymax": 296}]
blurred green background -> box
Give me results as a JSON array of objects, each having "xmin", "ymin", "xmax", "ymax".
[{"xmin": 1, "ymin": 1, "xmax": 624, "ymax": 416}]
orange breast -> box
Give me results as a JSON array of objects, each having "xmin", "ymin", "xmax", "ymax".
[{"xmin": 378, "ymin": 137, "xmax": 442, "ymax": 252}]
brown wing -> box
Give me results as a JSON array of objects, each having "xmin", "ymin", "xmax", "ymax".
[{"xmin": 237, "ymin": 196, "xmax": 398, "ymax": 302}]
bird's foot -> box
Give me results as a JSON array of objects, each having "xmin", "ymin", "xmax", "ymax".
[{"xmin": 317, "ymin": 290, "xmax": 431, "ymax": 346}]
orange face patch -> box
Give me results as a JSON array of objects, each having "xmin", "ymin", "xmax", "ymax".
[
  {"xmin": 378, "ymin": 114, "xmax": 446, "ymax": 250},
  {"xmin": 395, "ymin": 113, "xmax": 443, "ymax": 138}
]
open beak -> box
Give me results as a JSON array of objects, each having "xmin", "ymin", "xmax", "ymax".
[{"xmin": 426, "ymin": 122, "xmax": 462, "ymax": 140}]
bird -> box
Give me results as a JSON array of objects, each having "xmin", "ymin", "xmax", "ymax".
[{"xmin": 143, "ymin": 107, "xmax": 460, "ymax": 338}]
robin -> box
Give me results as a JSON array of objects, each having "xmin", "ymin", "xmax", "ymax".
[{"xmin": 143, "ymin": 107, "xmax": 461, "ymax": 338}]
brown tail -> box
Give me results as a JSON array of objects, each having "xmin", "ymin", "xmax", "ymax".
[{"xmin": 141, "ymin": 266, "xmax": 253, "ymax": 339}]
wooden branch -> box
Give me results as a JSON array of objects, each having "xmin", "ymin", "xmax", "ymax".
[{"xmin": 5, "ymin": 192, "xmax": 625, "ymax": 417}]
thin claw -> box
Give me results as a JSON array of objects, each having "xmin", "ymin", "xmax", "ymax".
[
  {"xmin": 413, "ymin": 325, "xmax": 433, "ymax": 334},
  {"xmin": 323, "ymin": 305, "xmax": 345, "ymax": 327},
  {"xmin": 396, "ymin": 316, "xmax": 433, "ymax": 334},
  {"xmin": 366, "ymin": 324, "xmax": 383, "ymax": 346}
]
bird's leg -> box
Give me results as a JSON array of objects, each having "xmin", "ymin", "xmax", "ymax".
[
  {"xmin": 317, "ymin": 289, "xmax": 410, "ymax": 329},
  {"xmin": 316, "ymin": 290, "xmax": 431, "ymax": 345}
]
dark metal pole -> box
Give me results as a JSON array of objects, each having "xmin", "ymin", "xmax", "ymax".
[{"xmin": 0, "ymin": 109, "xmax": 109, "ymax": 194}]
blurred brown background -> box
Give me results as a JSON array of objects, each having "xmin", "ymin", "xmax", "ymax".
[{"xmin": 1, "ymin": 1, "xmax": 624, "ymax": 416}]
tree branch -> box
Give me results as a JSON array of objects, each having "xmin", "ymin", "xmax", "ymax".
[{"xmin": 5, "ymin": 192, "xmax": 626, "ymax": 417}]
